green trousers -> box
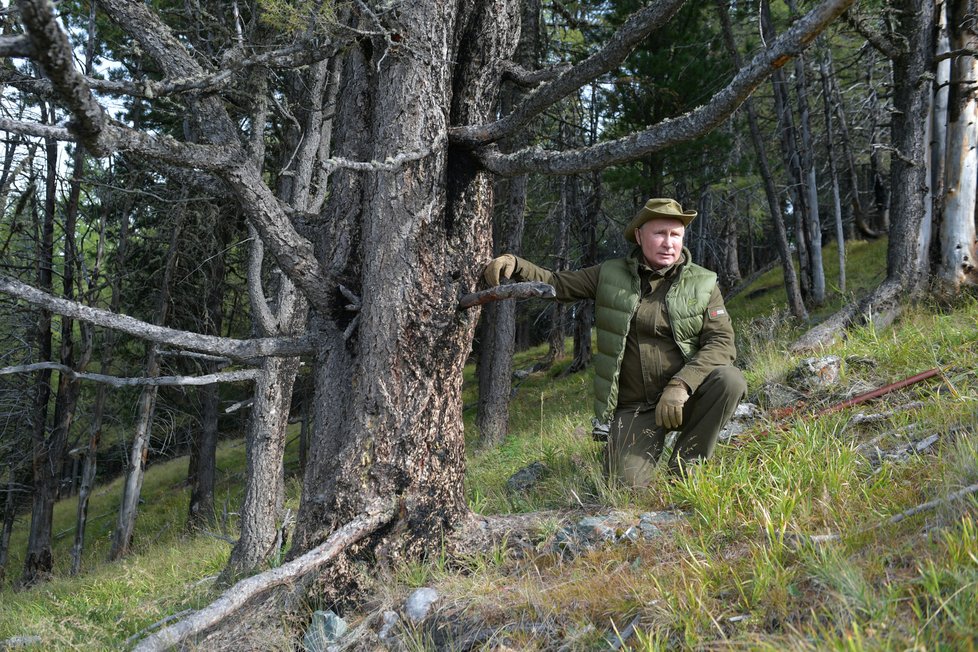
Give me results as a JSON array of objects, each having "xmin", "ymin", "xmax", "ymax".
[{"xmin": 605, "ymin": 366, "xmax": 747, "ymax": 487}]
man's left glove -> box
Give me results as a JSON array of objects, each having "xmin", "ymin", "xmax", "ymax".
[{"xmin": 655, "ymin": 379, "xmax": 690, "ymax": 430}]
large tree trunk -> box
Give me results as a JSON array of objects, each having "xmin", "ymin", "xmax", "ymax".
[
  {"xmin": 292, "ymin": 0, "xmax": 521, "ymax": 600},
  {"xmin": 938, "ymin": 0, "xmax": 978, "ymax": 292}
]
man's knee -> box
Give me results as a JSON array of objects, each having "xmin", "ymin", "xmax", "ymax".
[{"xmin": 702, "ymin": 365, "xmax": 747, "ymax": 401}]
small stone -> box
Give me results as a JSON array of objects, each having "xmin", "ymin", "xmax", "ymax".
[
  {"xmin": 506, "ymin": 461, "xmax": 548, "ymax": 493},
  {"xmin": 576, "ymin": 515, "xmax": 616, "ymax": 542},
  {"xmin": 789, "ymin": 356, "xmax": 842, "ymax": 389},
  {"xmin": 404, "ymin": 587, "xmax": 439, "ymax": 623},
  {"xmin": 622, "ymin": 526, "xmax": 641, "ymax": 543},
  {"xmin": 378, "ymin": 610, "xmax": 399, "ymax": 641},
  {"xmin": 757, "ymin": 382, "xmax": 806, "ymax": 409},
  {"xmin": 304, "ymin": 610, "xmax": 348, "ymax": 652},
  {"xmin": 732, "ymin": 402, "xmax": 761, "ymax": 419}
]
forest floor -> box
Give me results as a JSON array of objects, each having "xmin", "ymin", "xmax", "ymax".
[{"xmin": 2, "ymin": 237, "xmax": 978, "ymax": 650}]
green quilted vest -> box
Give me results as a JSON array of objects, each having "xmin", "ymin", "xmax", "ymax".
[{"xmin": 592, "ymin": 253, "xmax": 717, "ymax": 422}]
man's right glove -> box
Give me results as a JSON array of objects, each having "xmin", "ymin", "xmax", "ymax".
[
  {"xmin": 655, "ymin": 379, "xmax": 690, "ymax": 430},
  {"xmin": 483, "ymin": 254, "xmax": 517, "ymax": 286}
]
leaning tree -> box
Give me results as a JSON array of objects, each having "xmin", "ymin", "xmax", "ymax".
[{"xmin": 1, "ymin": 0, "xmax": 856, "ymax": 641}]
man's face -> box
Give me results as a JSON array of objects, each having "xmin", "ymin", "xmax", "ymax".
[{"xmin": 635, "ymin": 217, "xmax": 685, "ymax": 269}]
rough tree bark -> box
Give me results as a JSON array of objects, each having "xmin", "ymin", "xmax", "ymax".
[{"xmin": 291, "ymin": 0, "xmax": 522, "ymax": 598}]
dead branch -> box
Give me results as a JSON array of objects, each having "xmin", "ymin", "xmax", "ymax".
[
  {"xmin": 451, "ymin": 0, "xmax": 687, "ymax": 146},
  {"xmin": 477, "ymin": 0, "xmax": 856, "ymax": 176},
  {"xmin": 458, "ymin": 282, "xmax": 556, "ymax": 309},
  {"xmin": 0, "ymin": 275, "xmax": 313, "ymax": 360},
  {"xmin": 132, "ymin": 497, "xmax": 398, "ymax": 652},
  {"xmin": 887, "ymin": 482, "xmax": 978, "ymax": 526},
  {"xmin": 788, "ymin": 481, "xmax": 978, "ymax": 549},
  {"xmin": 0, "ymin": 362, "xmax": 259, "ymax": 386}
]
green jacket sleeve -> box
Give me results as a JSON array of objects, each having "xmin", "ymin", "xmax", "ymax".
[
  {"xmin": 673, "ymin": 285, "xmax": 737, "ymax": 393},
  {"xmin": 512, "ymin": 256, "xmax": 601, "ymax": 302}
]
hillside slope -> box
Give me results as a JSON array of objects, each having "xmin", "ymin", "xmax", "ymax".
[{"xmin": 3, "ymin": 238, "xmax": 977, "ymax": 650}]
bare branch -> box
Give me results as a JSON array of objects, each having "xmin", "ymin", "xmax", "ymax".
[
  {"xmin": 132, "ymin": 498, "xmax": 398, "ymax": 652},
  {"xmin": 16, "ymin": 0, "xmax": 111, "ymax": 154},
  {"xmin": 841, "ymin": 9, "xmax": 901, "ymax": 59},
  {"xmin": 0, "ymin": 117, "xmax": 74, "ymax": 142},
  {"xmin": 0, "ymin": 34, "xmax": 31, "ymax": 57},
  {"xmin": 450, "ymin": 0, "xmax": 687, "ymax": 146},
  {"xmin": 458, "ymin": 281, "xmax": 556, "ymax": 309},
  {"xmin": 478, "ymin": 0, "xmax": 857, "ymax": 176},
  {"xmin": 0, "ymin": 275, "xmax": 313, "ymax": 360},
  {"xmin": 0, "ymin": 362, "xmax": 259, "ymax": 386},
  {"xmin": 500, "ymin": 61, "xmax": 572, "ymax": 88}
]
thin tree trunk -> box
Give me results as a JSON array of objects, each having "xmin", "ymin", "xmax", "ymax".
[
  {"xmin": 109, "ymin": 203, "xmax": 186, "ymax": 561},
  {"xmin": 763, "ymin": 1, "xmax": 812, "ymax": 304},
  {"xmin": 188, "ymin": 212, "xmax": 230, "ymax": 530},
  {"xmin": 476, "ymin": 0, "xmax": 538, "ymax": 445},
  {"xmin": 819, "ymin": 42, "xmax": 846, "ymax": 293},
  {"xmin": 0, "ymin": 464, "xmax": 16, "ymax": 584},
  {"xmin": 930, "ymin": 0, "xmax": 951, "ymax": 272},
  {"xmin": 20, "ymin": 112, "xmax": 57, "ymax": 587},
  {"xmin": 71, "ymin": 173, "xmax": 133, "ymax": 574},
  {"xmin": 938, "ymin": 0, "xmax": 978, "ymax": 291},
  {"xmin": 717, "ymin": 1, "xmax": 807, "ymax": 319},
  {"xmin": 567, "ymin": 169, "xmax": 599, "ymax": 375},
  {"xmin": 787, "ymin": 0, "xmax": 826, "ymax": 306}
]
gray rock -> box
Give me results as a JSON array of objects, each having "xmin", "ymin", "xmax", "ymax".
[
  {"xmin": 506, "ymin": 461, "xmax": 548, "ymax": 493},
  {"xmin": 304, "ymin": 610, "xmax": 348, "ymax": 652},
  {"xmin": 378, "ymin": 610, "xmax": 400, "ymax": 641},
  {"xmin": 404, "ymin": 587, "xmax": 439, "ymax": 623},
  {"xmin": 789, "ymin": 356, "xmax": 842, "ymax": 389},
  {"xmin": 757, "ymin": 382, "xmax": 806, "ymax": 409},
  {"xmin": 576, "ymin": 515, "xmax": 616, "ymax": 542}
]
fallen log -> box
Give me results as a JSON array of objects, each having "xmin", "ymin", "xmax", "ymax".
[
  {"xmin": 132, "ymin": 497, "xmax": 397, "ymax": 652},
  {"xmin": 457, "ymin": 281, "xmax": 556, "ymax": 309}
]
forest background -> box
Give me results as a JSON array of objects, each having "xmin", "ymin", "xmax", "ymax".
[{"xmin": 0, "ymin": 0, "xmax": 977, "ymax": 648}]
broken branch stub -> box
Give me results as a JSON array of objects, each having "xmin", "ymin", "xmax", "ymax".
[{"xmin": 457, "ymin": 281, "xmax": 556, "ymax": 309}]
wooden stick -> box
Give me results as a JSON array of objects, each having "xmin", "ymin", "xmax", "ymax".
[
  {"xmin": 458, "ymin": 282, "xmax": 556, "ymax": 309},
  {"xmin": 132, "ymin": 498, "xmax": 397, "ymax": 652}
]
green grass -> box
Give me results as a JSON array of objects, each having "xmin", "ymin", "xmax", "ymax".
[{"xmin": 3, "ymin": 237, "xmax": 978, "ymax": 649}]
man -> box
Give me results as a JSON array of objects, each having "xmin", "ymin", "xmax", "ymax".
[{"xmin": 483, "ymin": 198, "xmax": 746, "ymax": 486}]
